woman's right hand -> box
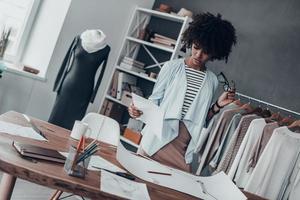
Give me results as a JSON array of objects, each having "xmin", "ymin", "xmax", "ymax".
[{"xmin": 128, "ymin": 102, "xmax": 143, "ymax": 119}]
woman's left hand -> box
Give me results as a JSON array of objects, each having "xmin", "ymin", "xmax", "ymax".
[{"xmin": 217, "ymin": 89, "xmax": 236, "ymax": 108}]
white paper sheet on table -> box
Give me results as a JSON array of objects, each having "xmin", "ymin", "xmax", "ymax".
[
  {"xmin": 100, "ymin": 169, "xmax": 150, "ymax": 200},
  {"xmin": 131, "ymin": 93, "xmax": 164, "ymax": 140},
  {"xmin": 0, "ymin": 121, "xmax": 47, "ymax": 141},
  {"xmin": 116, "ymin": 141, "xmax": 246, "ymax": 200},
  {"xmin": 87, "ymin": 155, "xmax": 126, "ymax": 172}
]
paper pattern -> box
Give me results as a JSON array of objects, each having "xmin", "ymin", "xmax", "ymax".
[
  {"xmin": 0, "ymin": 121, "xmax": 47, "ymax": 141},
  {"xmin": 100, "ymin": 170, "xmax": 150, "ymax": 200},
  {"xmin": 131, "ymin": 93, "xmax": 164, "ymax": 140}
]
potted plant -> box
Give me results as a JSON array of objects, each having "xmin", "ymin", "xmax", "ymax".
[{"xmin": 0, "ymin": 26, "xmax": 11, "ymax": 59}]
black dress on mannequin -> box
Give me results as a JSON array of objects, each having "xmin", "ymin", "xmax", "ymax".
[{"xmin": 49, "ymin": 36, "xmax": 110, "ymax": 129}]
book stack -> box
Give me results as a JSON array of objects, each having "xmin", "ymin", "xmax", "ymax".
[
  {"xmin": 119, "ymin": 56, "xmax": 145, "ymax": 73},
  {"xmin": 150, "ymin": 33, "xmax": 176, "ymax": 49}
]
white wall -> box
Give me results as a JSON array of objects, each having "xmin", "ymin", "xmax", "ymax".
[{"xmin": 0, "ymin": 0, "xmax": 154, "ymax": 121}]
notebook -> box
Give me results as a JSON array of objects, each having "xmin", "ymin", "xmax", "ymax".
[{"xmin": 13, "ymin": 141, "xmax": 66, "ymax": 164}]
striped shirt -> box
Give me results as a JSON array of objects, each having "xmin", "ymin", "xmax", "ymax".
[{"xmin": 181, "ymin": 65, "xmax": 206, "ymax": 119}]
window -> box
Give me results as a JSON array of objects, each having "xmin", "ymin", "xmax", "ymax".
[{"xmin": 0, "ymin": 0, "xmax": 40, "ymax": 62}]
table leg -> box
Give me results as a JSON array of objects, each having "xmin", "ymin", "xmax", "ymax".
[
  {"xmin": 49, "ymin": 190, "xmax": 63, "ymax": 200},
  {"xmin": 0, "ymin": 173, "xmax": 17, "ymax": 200}
]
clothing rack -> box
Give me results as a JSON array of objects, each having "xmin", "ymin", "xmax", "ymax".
[{"xmin": 236, "ymin": 92, "xmax": 300, "ymax": 117}]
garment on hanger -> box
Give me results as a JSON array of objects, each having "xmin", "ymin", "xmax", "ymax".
[
  {"xmin": 49, "ymin": 33, "xmax": 110, "ymax": 129},
  {"xmin": 244, "ymin": 127, "xmax": 300, "ymax": 200},
  {"xmin": 214, "ymin": 114, "xmax": 260, "ymax": 174},
  {"xmin": 195, "ymin": 103, "xmax": 239, "ymax": 175},
  {"xmin": 203, "ymin": 107, "xmax": 246, "ymax": 174},
  {"xmin": 246, "ymin": 121, "xmax": 279, "ymax": 171},
  {"xmin": 209, "ymin": 111, "xmax": 246, "ymax": 170},
  {"xmin": 199, "ymin": 104, "xmax": 242, "ymax": 175},
  {"xmin": 228, "ymin": 118, "xmax": 267, "ymax": 187},
  {"xmin": 282, "ymin": 151, "xmax": 300, "ymax": 200}
]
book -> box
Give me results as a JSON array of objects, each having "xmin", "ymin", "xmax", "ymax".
[
  {"xmin": 123, "ymin": 56, "xmax": 145, "ymax": 67},
  {"xmin": 153, "ymin": 33, "xmax": 176, "ymax": 43},
  {"xmin": 122, "ymin": 59, "xmax": 144, "ymax": 69},
  {"xmin": 152, "ymin": 41, "xmax": 174, "ymax": 50},
  {"xmin": 13, "ymin": 141, "xmax": 66, "ymax": 164},
  {"xmin": 120, "ymin": 62, "xmax": 146, "ymax": 74},
  {"xmin": 150, "ymin": 37, "xmax": 176, "ymax": 47}
]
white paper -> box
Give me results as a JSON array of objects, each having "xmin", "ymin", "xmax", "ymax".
[
  {"xmin": 116, "ymin": 141, "xmax": 246, "ymax": 200},
  {"xmin": 87, "ymin": 155, "xmax": 126, "ymax": 173},
  {"xmin": 100, "ymin": 170, "xmax": 150, "ymax": 200},
  {"xmin": 0, "ymin": 121, "xmax": 47, "ymax": 141},
  {"xmin": 131, "ymin": 93, "xmax": 164, "ymax": 140}
]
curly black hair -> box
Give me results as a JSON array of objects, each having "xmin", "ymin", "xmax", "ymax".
[{"xmin": 182, "ymin": 12, "xmax": 237, "ymax": 62}]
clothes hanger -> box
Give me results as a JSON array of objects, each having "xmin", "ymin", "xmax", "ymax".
[
  {"xmin": 288, "ymin": 120, "xmax": 300, "ymax": 128},
  {"xmin": 241, "ymin": 97, "xmax": 254, "ymax": 113},
  {"xmin": 289, "ymin": 126, "xmax": 300, "ymax": 133},
  {"xmin": 231, "ymin": 93, "xmax": 242, "ymax": 106},
  {"xmin": 279, "ymin": 115, "xmax": 295, "ymax": 126},
  {"xmin": 260, "ymin": 103, "xmax": 272, "ymax": 118},
  {"xmin": 263, "ymin": 106, "xmax": 282, "ymax": 123},
  {"xmin": 288, "ymin": 121, "xmax": 300, "ymax": 133},
  {"xmin": 248, "ymin": 101, "xmax": 263, "ymax": 116},
  {"xmin": 233, "ymin": 98, "xmax": 243, "ymax": 106},
  {"xmin": 269, "ymin": 111, "xmax": 283, "ymax": 122},
  {"xmin": 250, "ymin": 106, "xmax": 263, "ymax": 115}
]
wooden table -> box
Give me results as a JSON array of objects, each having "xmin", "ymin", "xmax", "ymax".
[{"xmin": 0, "ymin": 111, "xmax": 266, "ymax": 200}]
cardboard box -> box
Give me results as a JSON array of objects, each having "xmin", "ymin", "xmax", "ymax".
[{"xmin": 123, "ymin": 128, "xmax": 142, "ymax": 144}]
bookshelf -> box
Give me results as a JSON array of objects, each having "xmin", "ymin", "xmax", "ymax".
[{"xmin": 99, "ymin": 7, "xmax": 190, "ymax": 149}]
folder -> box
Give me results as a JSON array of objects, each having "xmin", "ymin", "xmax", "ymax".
[
  {"xmin": 110, "ymin": 71, "xmax": 119, "ymax": 98},
  {"xmin": 100, "ymin": 99, "xmax": 109, "ymax": 114},
  {"xmin": 13, "ymin": 141, "xmax": 66, "ymax": 164}
]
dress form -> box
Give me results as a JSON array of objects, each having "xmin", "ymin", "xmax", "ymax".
[{"xmin": 49, "ymin": 30, "xmax": 110, "ymax": 129}]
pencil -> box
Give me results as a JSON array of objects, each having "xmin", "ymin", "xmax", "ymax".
[
  {"xmin": 76, "ymin": 147, "xmax": 100, "ymax": 164},
  {"xmin": 76, "ymin": 135, "xmax": 84, "ymax": 150},
  {"xmin": 147, "ymin": 171, "xmax": 172, "ymax": 176},
  {"xmin": 84, "ymin": 138, "xmax": 98, "ymax": 151}
]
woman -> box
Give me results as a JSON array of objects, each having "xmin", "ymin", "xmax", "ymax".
[{"xmin": 129, "ymin": 12, "xmax": 237, "ymax": 172}]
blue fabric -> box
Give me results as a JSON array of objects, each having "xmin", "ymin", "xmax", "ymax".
[{"xmin": 140, "ymin": 59, "xmax": 218, "ymax": 163}]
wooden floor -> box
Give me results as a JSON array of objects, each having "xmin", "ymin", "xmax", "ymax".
[{"xmin": 0, "ymin": 173, "xmax": 79, "ymax": 200}]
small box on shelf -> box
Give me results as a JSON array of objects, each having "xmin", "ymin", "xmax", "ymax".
[
  {"xmin": 123, "ymin": 128, "xmax": 142, "ymax": 145},
  {"xmin": 121, "ymin": 91, "xmax": 132, "ymax": 107}
]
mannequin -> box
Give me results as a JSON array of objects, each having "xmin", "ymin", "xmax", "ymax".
[{"xmin": 49, "ymin": 30, "xmax": 110, "ymax": 129}]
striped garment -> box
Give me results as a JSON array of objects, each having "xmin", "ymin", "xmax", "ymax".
[{"xmin": 181, "ymin": 65, "xmax": 206, "ymax": 119}]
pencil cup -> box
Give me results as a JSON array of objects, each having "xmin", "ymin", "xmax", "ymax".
[{"xmin": 64, "ymin": 146, "xmax": 91, "ymax": 178}]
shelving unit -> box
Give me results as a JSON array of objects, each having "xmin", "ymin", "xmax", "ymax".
[{"xmin": 98, "ymin": 7, "xmax": 190, "ymax": 149}]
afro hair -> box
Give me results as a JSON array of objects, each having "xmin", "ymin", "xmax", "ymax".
[{"xmin": 182, "ymin": 12, "xmax": 237, "ymax": 62}]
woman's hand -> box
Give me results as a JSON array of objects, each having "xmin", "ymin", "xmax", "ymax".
[
  {"xmin": 217, "ymin": 89, "xmax": 236, "ymax": 108},
  {"xmin": 128, "ymin": 102, "xmax": 143, "ymax": 119}
]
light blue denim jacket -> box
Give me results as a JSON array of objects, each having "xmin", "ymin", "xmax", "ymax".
[{"xmin": 140, "ymin": 58, "xmax": 218, "ymax": 163}]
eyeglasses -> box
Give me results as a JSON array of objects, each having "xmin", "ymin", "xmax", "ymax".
[{"xmin": 217, "ymin": 72, "xmax": 236, "ymax": 91}]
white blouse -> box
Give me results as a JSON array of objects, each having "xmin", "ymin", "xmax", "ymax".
[{"xmin": 244, "ymin": 127, "xmax": 300, "ymax": 200}]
